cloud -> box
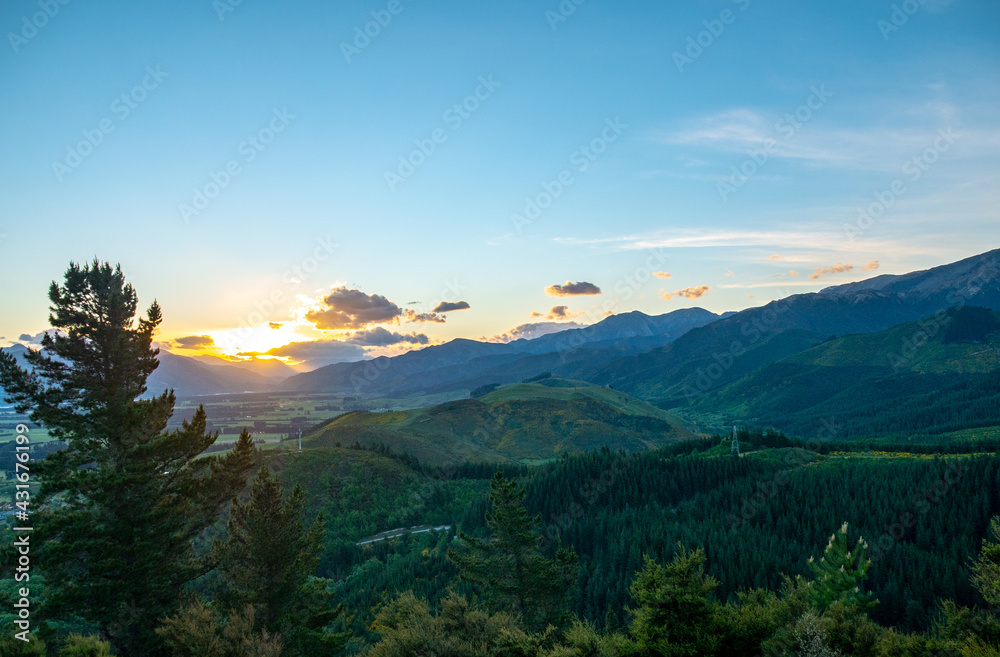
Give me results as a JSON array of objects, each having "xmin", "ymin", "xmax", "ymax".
[
  {"xmin": 432, "ymin": 300, "xmax": 471, "ymax": 313},
  {"xmin": 485, "ymin": 321, "xmax": 582, "ymax": 343},
  {"xmin": 548, "ymin": 305, "xmax": 572, "ymax": 319},
  {"xmin": 404, "ymin": 309, "xmax": 446, "ymax": 323},
  {"xmin": 809, "ymin": 263, "xmax": 854, "ymax": 280},
  {"xmin": 654, "ymin": 106, "xmax": 963, "ymax": 171},
  {"xmin": 768, "ymin": 254, "xmax": 784, "ymax": 260},
  {"xmin": 305, "ymin": 287, "xmax": 402, "ymax": 330},
  {"xmin": 268, "ymin": 322, "xmax": 282, "ymax": 329},
  {"xmin": 660, "ymin": 285, "xmax": 711, "ymax": 300},
  {"xmin": 724, "ymin": 269, "xmax": 735, "ymax": 277},
  {"xmin": 660, "ymin": 108, "xmax": 773, "ymax": 150},
  {"xmin": 720, "ymin": 280, "xmax": 847, "ymax": 289},
  {"xmin": 545, "ymin": 281, "xmax": 602, "ymax": 297},
  {"xmin": 170, "ymin": 335, "xmax": 215, "ymax": 350},
  {"xmin": 16, "ymin": 330, "xmax": 58, "ymax": 345},
  {"xmin": 653, "ymin": 271, "xmax": 672, "ymax": 279},
  {"xmin": 554, "ymin": 229, "xmax": 939, "ymax": 260},
  {"xmin": 346, "ymin": 327, "xmax": 430, "ymax": 346},
  {"xmin": 543, "ymin": 305, "xmax": 584, "ymax": 320},
  {"xmin": 241, "ymin": 339, "xmax": 365, "ymax": 364},
  {"xmin": 863, "ymin": 260, "xmax": 880, "ymax": 272}
]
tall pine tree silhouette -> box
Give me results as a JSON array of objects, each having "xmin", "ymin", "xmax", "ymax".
[{"xmin": 0, "ymin": 260, "xmax": 256, "ymax": 657}]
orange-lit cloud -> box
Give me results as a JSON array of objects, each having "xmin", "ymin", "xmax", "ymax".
[
  {"xmin": 768, "ymin": 254, "xmax": 784, "ymax": 260},
  {"xmin": 531, "ymin": 305, "xmax": 584, "ymax": 320},
  {"xmin": 550, "ymin": 305, "xmax": 583, "ymax": 320},
  {"xmin": 660, "ymin": 285, "xmax": 711, "ymax": 300},
  {"xmin": 863, "ymin": 260, "xmax": 880, "ymax": 272},
  {"xmin": 268, "ymin": 322, "xmax": 282, "ymax": 329},
  {"xmin": 305, "ymin": 287, "xmax": 402, "ymax": 329},
  {"xmin": 545, "ymin": 281, "xmax": 602, "ymax": 297},
  {"xmin": 653, "ymin": 271, "xmax": 672, "ymax": 279},
  {"xmin": 809, "ymin": 263, "xmax": 853, "ymax": 280}
]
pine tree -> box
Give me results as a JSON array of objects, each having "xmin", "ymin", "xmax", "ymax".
[
  {"xmin": 627, "ymin": 545, "xmax": 720, "ymax": 657},
  {"xmin": 212, "ymin": 466, "xmax": 348, "ymax": 656},
  {"xmin": 806, "ymin": 522, "xmax": 876, "ymax": 613},
  {"xmin": 971, "ymin": 515, "xmax": 1000, "ymax": 607},
  {"xmin": 0, "ymin": 260, "xmax": 256, "ymax": 657},
  {"xmin": 447, "ymin": 470, "xmax": 578, "ymax": 632}
]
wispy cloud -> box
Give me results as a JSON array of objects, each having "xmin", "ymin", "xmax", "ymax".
[
  {"xmin": 653, "ymin": 101, "xmax": 1000, "ymax": 172},
  {"xmin": 809, "ymin": 263, "xmax": 854, "ymax": 280},
  {"xmin": 660, "ymin": 285, "xmax": 711, "ymax": 300},
  {"xmin": 556, "ymin": 229, "xmax": 889, "ymax": 253},
  {"xmin": 719, "ymin": 281, "xmax": 838, "ymax": 289}
]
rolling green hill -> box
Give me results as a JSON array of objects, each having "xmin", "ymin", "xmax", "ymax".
[
  {"xmin": 679, "ymin": 307, "xmax": 1000, "ymax": 441},
  {"xmin": 303, "ymin": 378, "xmax": 693, "ymax": 465}
]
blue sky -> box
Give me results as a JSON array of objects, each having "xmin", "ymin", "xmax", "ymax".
[{"xmin": 2, "ymin": 0, "xmax": 998, "ymax": 364}]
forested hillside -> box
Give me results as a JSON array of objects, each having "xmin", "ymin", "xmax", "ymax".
[
  {"xmin": 678, "ymin": 306, "xmax": 1000, "ymax": 439},
  {"xmin": 266, "ymin": 439, "xmax": 1000, "ymax": 647}
]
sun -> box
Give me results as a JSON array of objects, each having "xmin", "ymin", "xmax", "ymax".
[{"xmin": 205, "ymin": 322, "xmax": 313, "ymax": 359}]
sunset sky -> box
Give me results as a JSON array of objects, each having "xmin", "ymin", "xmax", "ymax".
[{"xmin": 2, "ymin": 0, "xmax": 998, "ymax": 366}]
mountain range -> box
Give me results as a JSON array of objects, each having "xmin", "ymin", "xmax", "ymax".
[
  {"xmin": 4, "ymin": 247, "xmax": 999, "ymax": 443},
  {"xmin": 279, "ymin": 306, "xmax": 727, "ymax": 397}
]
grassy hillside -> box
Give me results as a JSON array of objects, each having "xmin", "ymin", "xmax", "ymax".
[
  {"xmin": 303, "ymin": 379, "xmax": 693, "ymax": 465},
  {"xmin": 678, "ymin": 307, "xmax": 1000, "ymax": 441}
]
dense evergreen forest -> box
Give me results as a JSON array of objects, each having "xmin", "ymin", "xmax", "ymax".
[{"xmin": 275, "ymin": 439, "xmax": 1000, "ymax": 646}]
